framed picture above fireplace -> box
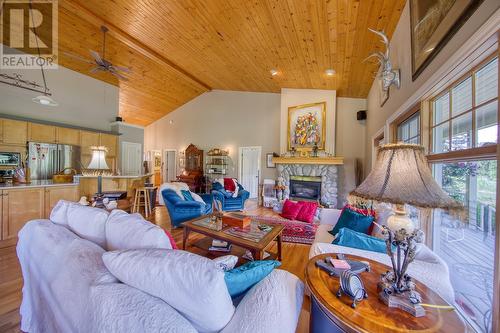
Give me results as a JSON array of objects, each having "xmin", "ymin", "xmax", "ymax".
[{"xmin": 287, "ymin": 102, "xmax": 326, "ymax": 152}]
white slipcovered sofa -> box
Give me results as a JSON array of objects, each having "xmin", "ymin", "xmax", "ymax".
[
  {"xmin": 309, "ymin": 208, "xmax": 455, "ymax": 304},
  {"xmin": 17, "ymin": 201, "xmax": 304, "ymax": 333}
]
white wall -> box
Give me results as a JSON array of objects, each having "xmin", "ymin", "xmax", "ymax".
[
  {"xmin": 144, "ymin": 89, "xmax": 366, "ymax": 198},
  {"xmin": 280, "ymin": 88, "xmax": 336, "ymax": 154},
  {"xmin": 336, "ymin": 97, "xmax": 367, "ymax": 194},
  {"xmin": 0, "ymin": 65, "xmax": 119, "ymax": 131},
  {"xmin": 144, "ymin": 90, "xmax": 281, "ymax": 180},
  {"xmin": 111, "ymin": 122, "xmax": 144, "ymax": 170},
  {"xmin": 365, "ymin": 0, "xmax": 500, "ymax": 174}
]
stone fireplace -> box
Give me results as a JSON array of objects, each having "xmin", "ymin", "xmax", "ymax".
[{"xmin": 276, "ymin": 158, "xmax": 341, "ymax": 207}]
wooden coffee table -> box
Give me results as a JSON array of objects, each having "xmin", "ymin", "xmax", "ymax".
[
  {"xmin": 305, "ymin": 253, "xmax": 467, "ymax": 333},
  {"xmin": 182, "ymin": 216, "xmax": 284, "ymax": 261}
]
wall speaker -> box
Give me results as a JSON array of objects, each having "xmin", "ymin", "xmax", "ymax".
[{"xmin": 357, "ymin": 110, "xmax": 367, "ymax": 121}]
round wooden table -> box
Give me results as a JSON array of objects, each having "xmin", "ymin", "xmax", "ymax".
[{"xmin": 305, "ymin": 254, "xmax": 467, "ymax": 333}]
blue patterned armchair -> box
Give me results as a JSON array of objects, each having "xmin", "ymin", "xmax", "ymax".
[
  {"xmin": 161, "ymin": 189, "xmax": 213, "ymax": 227},
  {"xmin": 211, "ymin": 182, "xmax": 250, "ymax": 211}
]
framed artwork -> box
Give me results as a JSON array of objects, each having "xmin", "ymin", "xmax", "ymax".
[
  {"xmin": 266, "ymin": 153, "xmax": 275, "ymax": 168},
  {"xmin": 287, "ymin": 102, "xmax": 326, "ymax": 151},
  {"xmin": 410, "ymin": 0, "xmax": 483, "ymax": 81}
]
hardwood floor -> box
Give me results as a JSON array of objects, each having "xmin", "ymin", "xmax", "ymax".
[{"xmin": 0, "ymin": 200, "xmax": 311, "ymax": 332}]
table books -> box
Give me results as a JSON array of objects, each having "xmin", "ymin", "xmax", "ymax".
[{"xmin": 224, "ymin": 224, "xmax": 272, "ymax": 242}]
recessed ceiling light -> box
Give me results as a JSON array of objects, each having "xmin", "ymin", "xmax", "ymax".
[
  {"xmin": 32, "ymin": 95, "xmax": 58, "ymax": 106},
  {"xmin": 270, "ymin": 69, "xmax": 279, "ymax": 76},
  {"xmin": 169, "ymin": 120, "xmax": 174, "ymax": 124},
  {"xmin": 325, "ymin": 69, "xmax": 336, "ymax": 76}
]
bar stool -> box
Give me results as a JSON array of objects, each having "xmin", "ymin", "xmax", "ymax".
[{"xmin": 132, "ymin": 187, "xmax": 151, "ymax": 218}]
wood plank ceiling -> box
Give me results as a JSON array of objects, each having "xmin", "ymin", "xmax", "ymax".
[{"xmin": 55, "ymin": 0, "xmax": 406, "ymax": 126}]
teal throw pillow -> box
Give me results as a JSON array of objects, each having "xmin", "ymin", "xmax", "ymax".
[
  {"xmin": 224, "ymin": 260, "xmax": 281, "ymax": 297},
  {"xmin": 180, "ymin": 190, "xmax": 195, "ymax": 201},
  {"xmin": 333, "ymin": 227, "xmax": 389, "ymax": 254},
  {"xmin": 329, "ymin": 207, "xmax": 374, "ymax": 237}
]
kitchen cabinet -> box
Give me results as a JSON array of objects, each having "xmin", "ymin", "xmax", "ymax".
[
  {"xmin": 44, "ymin": 186, "xmax": 79, "ymax": 219},
  {"xmin": 99, "ymin": 133, "xmax": 118, "ymax": 157},
  {"xmin": 80, "ymin": 131, "xmax": 100, "ymax": 168},
  {"xmin": 28, "ymin": 123, "xmax": 57, "ymax": 143},
  {"xmin": 1, "ymin": 188, "xmax": 44, "ymax": 240},
  {"xmin": 56, "ymin": 127, "xmax": 80, "ymax": 146},
  {"xmin": 0, "ymin": 184, "xmax": 80, "ymax": 246},
  {"xmin": 2, "ymin": 119, "xmax": 27, "ymax": 145}
]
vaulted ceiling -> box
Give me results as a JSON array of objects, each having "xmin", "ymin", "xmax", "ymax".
[{"xmin": 54, "ymin": 0, "xmax": 406, "ymax": 126}]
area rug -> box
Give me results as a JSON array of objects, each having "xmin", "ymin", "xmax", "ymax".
[{"xmin": 247, "ymin": 215, "xmax": 318, "ymax": 245}]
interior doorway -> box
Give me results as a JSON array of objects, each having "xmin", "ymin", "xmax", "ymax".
[
  {"xmin": 121, "ymin": 142, "xmax": 142, "ymax": 175},
  {"xmin": 238, "ymin": 146, "xmax": 261, "ymax": 199},
  {"xmin": 163, "ymin": 149, "xmax": 177, "ymax": 183}
]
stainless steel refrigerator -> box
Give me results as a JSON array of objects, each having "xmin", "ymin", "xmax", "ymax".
[{"xmin": 28, "ymin": 142, "xmax": 81, "ymax": 180}]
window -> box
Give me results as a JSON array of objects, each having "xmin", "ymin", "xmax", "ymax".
[
  {"xmin": 431, "ymin": 58, "xmax": 498, "ymax": 153},
  {"xmin": 429, "ymin": 56, "xmax": 498, "ymax": 333},
  {"xmin": 397, "ymin": 111, "xmax": 421, "ymax": 144}
]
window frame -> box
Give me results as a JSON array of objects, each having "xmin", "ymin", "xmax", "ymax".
[
  {"xmin": 392, "ymin": 103, "xmax": 422, "ymax": 144},
  {"xmin": 428, "ymin": 53, "xmax": 498, "ymax": 160}
]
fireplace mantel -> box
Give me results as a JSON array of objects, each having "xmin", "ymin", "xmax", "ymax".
[{"xmin": 272, "ymin": 156, "xmax": 344, "ymax": 165}]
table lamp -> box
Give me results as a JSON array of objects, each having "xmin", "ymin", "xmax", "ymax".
[
  {"xmin": 86, "ymin": 146, "xmax": 111, "ymax": 199},
  {"xmin": 350, "ymin": 143, "xmax": 462, "ymax": 316}
]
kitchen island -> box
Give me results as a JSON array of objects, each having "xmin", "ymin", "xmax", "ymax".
[
  {"xmin": 75, "ymin": 174, "xmax": 153, "ymax": 198},
  {"xmin": 0, "ymin": 180, "xmax": 79, "ymax": 248}
]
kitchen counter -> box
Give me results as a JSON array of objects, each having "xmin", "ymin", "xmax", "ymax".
[
  {"xmin": 0, "ymin": 180, "xmax": 79, "ymax": 190},
  {"xmin": 74, "ymin": 173, "xmax": 153, "ymax": 179},
  {"xmin": 76, "ymin": 174, "xmax": 153, "ymax": 197}
]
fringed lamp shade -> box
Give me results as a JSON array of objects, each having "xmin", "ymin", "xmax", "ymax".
[
  {"xmin": 351, "ymin": 144, "xmax": 461, "ymax": 210},
  {"xmin": 87, "ymin": 146, "xmax": 110, "ymax": 170}
]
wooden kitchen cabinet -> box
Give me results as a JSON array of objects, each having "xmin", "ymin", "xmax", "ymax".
[
  {"xmin": 28, "ymin": 122, "xmax": 57, "ymax": 143},
  {"xmin": 99, "ymin": 133, "xmax": 118, "ymax": 157},
  {"xmin": 1, "ymin": 188, "xmax": 44, "ymax": 240},
  {"xmin": 44, "ymin": 186, "xmax": 79, "ymax": 218},
  {"xmin": 56, "ymin": 127, "xmax": 80, "ymax": 146},
  {"xmin": 80, "ymin": 131, "xmax": 100, "ymax": 155},
  {"xmin": 2, "ymin": 119, "xmax": 27, "ymax": 145}
]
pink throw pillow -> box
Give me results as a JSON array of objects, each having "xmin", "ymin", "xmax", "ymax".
[
  {"xmin": 296, "ymin": 201, "xmax": 319, "ymax": 223},
  {"xmin": 280, "ymin": 199, "xmax": 302, "ymax": 220}
]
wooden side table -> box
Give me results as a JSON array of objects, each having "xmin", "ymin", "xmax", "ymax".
[{"xmin": 305, "ymin": 253, "xmax": 467, "ymax": 333}]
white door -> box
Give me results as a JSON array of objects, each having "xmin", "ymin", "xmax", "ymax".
[
  {"xmin": 121, "ymin": 142, "xmax": 142, "ymax": 175},
  {"xmin": 163, "ymin": 150, "xmax": 177, "ymax": 182},
  {"xmin": 239, "ymin": 146, "xmax": 261, "ymax": 199}
]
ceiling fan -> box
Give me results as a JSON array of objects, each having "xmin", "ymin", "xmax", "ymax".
[{"xmin": 64, "ymin": 25, "xmax": 131, "ymax": 81}]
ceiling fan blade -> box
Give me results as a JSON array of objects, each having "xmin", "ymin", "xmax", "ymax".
[
  {"xmin": 89, "ymin": 50, "xmax": 104, "ymax": 64},
  {"xmin": 89, "ymin": 66, "xmax": 103, "ymax": 73},
  {"xmin": 112, "ymin": 65, "xmax": 132, "ymax": 73},
  {"xmin": 63, "ymin": 51, "xmax": 95, "ymax": 65},
  {"xmin": 109, "ymin": 69, "xmax": 128, "ymax": 81}
]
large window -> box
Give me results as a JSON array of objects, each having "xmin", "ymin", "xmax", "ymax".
[
  {"xmin": 397, "ymin": 111, "xmax": 421, "ymax": 144},
  {"xmin": 431, "ymin": 58, "xmax": 498, "ymax": 154},
  {"xmin": 430, "ymin": 56, "xmax": 497, "ymax": 333}
]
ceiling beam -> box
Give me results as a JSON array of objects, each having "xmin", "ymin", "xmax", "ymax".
[{"xmin": 59, "ymin": 0, "xmax": 212, "ymax": 92}]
